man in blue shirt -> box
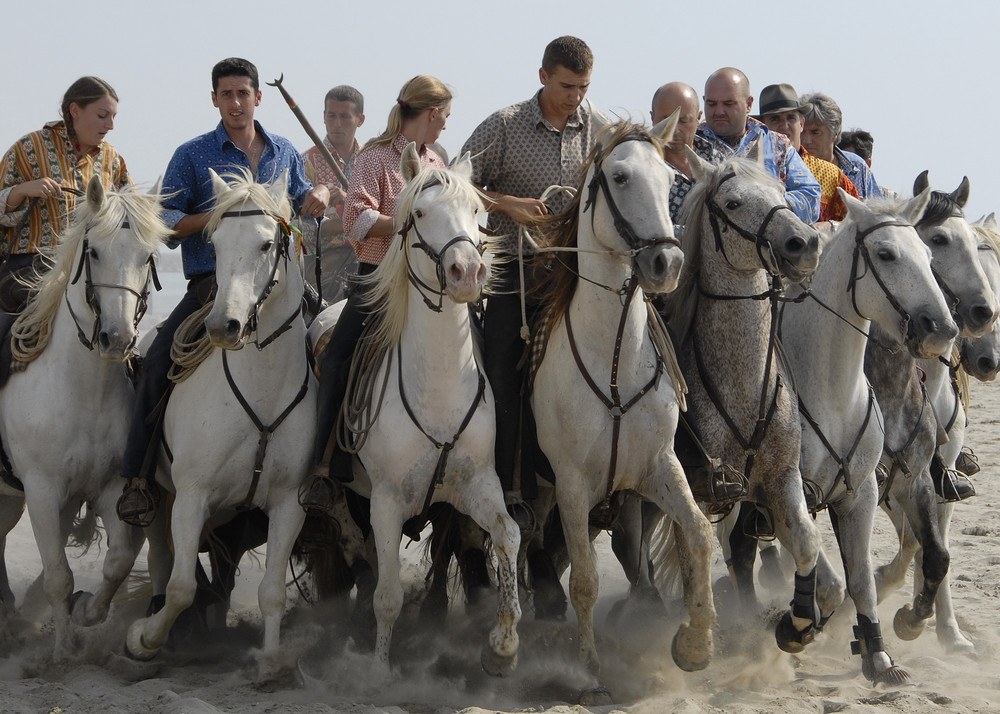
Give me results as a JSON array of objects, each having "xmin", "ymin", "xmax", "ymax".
[
  {"xmin": 697, "ymin": 67, "xmax": 821, "ymax": 223},
  {"xmin": 117, "ymin": 57, "xmax": 329, "ymax": 524}
]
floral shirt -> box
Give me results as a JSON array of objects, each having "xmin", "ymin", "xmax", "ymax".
[
  {"xmin": 668, "ymin": 135, "xmax": 725, "ymax": 223},
  {"xmin": 697, "ymin": 117, "xmax": 821, "ymax": 223},
  {"xmin": 461, "ymin": 91, "xmax": 598, "ymax": 253},
  {"xmin": 0, "ymin": 121, "xmax": 130, "ymax": 255},
  {"xmin": 161, "ymin": 121, "xmax": 312, "ymax": 279},
  {"xmin": 343, "ymin": 133, "xmax": 444, "ymax": 266}
]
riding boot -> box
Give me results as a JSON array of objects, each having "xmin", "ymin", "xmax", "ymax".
[
  {"xmin": 676, "ymin": 412, "xmax": 748, "ymax": 508},
  {"xmin": 930, "ymin": 453, "xmax": 976, "ymax": 502}
]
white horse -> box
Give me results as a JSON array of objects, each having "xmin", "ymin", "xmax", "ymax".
[
  {"xmin": 530, "ymin": 120, "xmax": 715, "ymax": 685},
  {"xmin": 0, "ymin": 176, "xmax": 169, "ymax": 659},
  {"xmin": 125, "ymin": 169, "xmax": 315, "ymax": 671},
  {"xmin": 780, "ymin": 189, "xmax": 958, "ymax": 684},
  {"xmin": 875, "ymin": 212, "xmax": 1000, "ymax": 655},
  {"xmin": 337, "ymin": 145, "xmax": 520, "ymax": 674}
]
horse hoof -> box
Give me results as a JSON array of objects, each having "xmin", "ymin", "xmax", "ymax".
[
  {"xmin": 671, "ymin": 622, "xmax": 711, "ymax": 672},
  {"xmin": 579, "ymin": 685, "xmax": 613, "ymax": 706},
  {"xmin": 124, "ymin": 621, "xmax": 159, "ymax": 661},
  {"xmin": 775, "ymin": 611, "xmax": 815, "ymax": 654},
  {"xmin": 69, "ymin": 590, "xmax": 95, "ymax": 626},
  {"xmin": 872, "ymin": 664, "xmax": 915, "ymax": 687},
  {"xmin": 481, "ymin": 645, "xmax": 518, "ymax": 676},
  {"xmin": 893, "ymin": 604, "xmax": 927, "ymax": 641}
]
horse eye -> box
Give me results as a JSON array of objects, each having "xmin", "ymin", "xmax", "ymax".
[
  {"xmin": 877, "ymin": 249, "xmax": 896, "ymax": 261},
  {"xmin": 613, "ymin": 171, "xmax": 628, "ymax": 186},
  {"xmin": 414, "ymin": 209, "xmax": 424, "ymax": 219},
  {"xmin": 931, "ymin": 234, "xmax": 948, "ymax": 246},
  {"xmin": 261, "ymin": 240, "xmax": 273, "ymax": 252},
  {"xmin": 726, "ymin": 200, "xmax": 740, "ymax": 210},
  {"xmin": 978, "ymin": 243, "xmax": 993, "ymax": 252},
  {"xmin": 88, "ymin": 247, "xmax": 99, "ymax": 260}
]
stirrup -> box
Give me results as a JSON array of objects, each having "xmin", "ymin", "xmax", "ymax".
[
  {"xmin": 801, "ymin": 478, "xmax": 826, "ymax": 513},
  {"xmin": 742, "ymin": 504, "xmax": 775, "ymax": 540},
  {"xmin": 298, "ymin": 470, "xmax": 342, "ymax": 515},
  {"xmin": 934, "ymin": 467, "xmax": 976, "ymax": 503},
  {"xmin": 685, "ymin": 458, "xmax": 748, "ymax": 511},
  {"xmin": 955, "ymin": 446, "xmax": 981, "ymax": 477},
  {"xmin": 506, "ymin": 499, "xmax": 537, "ymax": 535},
  {"xmin": 116, "ymin": 478, "xmax": 160, "ymax": 528}
]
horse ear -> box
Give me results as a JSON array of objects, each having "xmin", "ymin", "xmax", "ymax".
[
  {"xmin": 269, "ymin": 169, "xmax": 289, "ymax": 205},
  {"xmin": 209, "ymin": 168, "xmax": 230, "ymax": 198},
  {"xmin": 913, "ymin": 169, "xmax": 930, "ymax": 197},
  {"xmin": 950, "ymin": 176, "xmax": 971, "ymax": 209},
  {"xmin": 401, "ymin": 142, "xmax": 422, "ymax": 182},
  {"xmin": 901, "ymin": 185, "xmax": 933, "ymax": 225},
  {"xmin": 452, "ymin": 151, "xmax": 474, "ymax": 182},
  {"xmin": 985, "ymin": 212, "xmax": 999, "ymax": 233},
  {"xmin": 588, "ymin": 98, "xmax": 611, "ymax": 135},
  {"xmin": 745, "ymin": 137, "xmax": 764, "ymax": 166},
  {"xmin": 85, "ymin": 175, "xmax": 105, "ymax": 212},
  {"xmin": 149, "ymin": 176, "xmax": 163, "ymax": 197},
  {"xmin": 839, "ymin": 186, "xmax": 867, "ymax": 222},
  {"xmin": 686, "ymin": 146, "xmax": 710, "ymax": 183},
  {"xmin": 652, "ymin": 108, "xmax": 680, "ymax": 146}
]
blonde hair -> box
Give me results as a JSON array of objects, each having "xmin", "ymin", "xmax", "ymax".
[{"xmin": 364, "ymin": 75, "xmax": 451, "ymax": 152}]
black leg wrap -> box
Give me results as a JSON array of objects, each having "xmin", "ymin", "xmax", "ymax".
[
  {"xmin": 775, "ymin": 567, "xmax": 822, "ymax": 653},
  {"xmin": 851, "ymin": 614, "xmax": 914, "ymax": 685}
]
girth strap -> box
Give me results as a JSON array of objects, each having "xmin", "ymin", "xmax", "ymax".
[{"xmin": 222, "ymin": 350, "xmax": 310, "ymax": 511}]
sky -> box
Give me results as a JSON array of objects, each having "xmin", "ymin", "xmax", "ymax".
[{"xmin": 3, "ymin": 1, "xmax": 997, "ymax": 220}]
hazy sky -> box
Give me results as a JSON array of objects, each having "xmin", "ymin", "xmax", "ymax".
[{"xmin": 4, "ymin": 1, "xmax": 996, "ymax": 218}]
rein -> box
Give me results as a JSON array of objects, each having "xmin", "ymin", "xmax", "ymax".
[
  {"xmin": 704, "ymin": 171, "xmax": 790, "ymax": 275},
  {"xmin": 565, "ymin": 275, "xmax": 664, "ymax": 508},
  {"xmin": 66, "ymin": 221, "xmax": 161, "ymax": 353}
]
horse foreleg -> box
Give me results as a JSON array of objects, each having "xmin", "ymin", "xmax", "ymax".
[
  {"xmin": 460, "ymin": 476, "xmax": 521, "ymax": 677},
  {"xmin": 0, "ymin": 495, "xmax": 24, "ymax": 614},
  {"xmin": 369, "ymin": 490, "xmax": 403, "ymax": 669},
  {"xmin": 126, "ymin": 491, "xmax": 208, "ymax": 660},
  {"xmin": 890, "ymin": 470, "xmax": 948, "ymax": 640},
  {"xmin": 71, "ymin": 486, "xmax": 146, "ymax": 627},
  {"xmin": 930, "ymin": 502, "xmax": 974, "ymax": 653},
  {"xmin": 259, "ymin": 495, "xmax": 306, "ymax": 659},
  {"xmin": 644, "ymin": 452, "xmax": 716, "ymax": 673},
  {"xmin": 557, "ymin": 480, "xmax": 601, "ymax": 677},
  {"xmin": 25, "ymin": 492, "xmax": 76, "ymax": 659},
  {"xmin": 874, "ymin": 490, "xmax": 917, "ymax": 599}
]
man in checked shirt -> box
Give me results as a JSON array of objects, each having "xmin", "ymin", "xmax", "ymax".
[{"xmin": 461, "ymin": 35, "xmax": 600, "ymax": 531}]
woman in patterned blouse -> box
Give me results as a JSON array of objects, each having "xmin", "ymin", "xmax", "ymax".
[{"xmin": 0, "ymin": 76, "xmax": 129, "ymax": 312}]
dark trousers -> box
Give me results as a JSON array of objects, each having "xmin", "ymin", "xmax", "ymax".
[
  {"xmin": 120, "ymin": 275, "xmax": 211, "ymax": 481},
  {"xmin": 313, "ymin": 262, "xmax": 377, "ymax": 471},
  {"xmin": 484, "ymin": 260, "xmax": 539, "ymax": 497}
]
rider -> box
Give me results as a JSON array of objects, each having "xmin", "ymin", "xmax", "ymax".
[
  {"xmin": 0, "ymin": 76, "xmax": 130, "ymax": 488},
  {"xmin": 460, "ymin": 35, "xmax": 600, "ymax": 530},
  {"xmin": 116, "ymin": 57, "xmax": 329, "ymax": 525},
  {"xmin": 299, "ymin": 75, "xmax": 451, "ymax": 513}
]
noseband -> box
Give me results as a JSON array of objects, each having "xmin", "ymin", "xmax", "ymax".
[
  {"xmin": 397, "ymin": 179, "xmax": 484, "ymax": 313},
  {"xmin": 67, "ymin": 219, "xmax": 161, "ymax": 352},
  {"xmin": 214, "ymin": 208, "xmax": 302, "ymax": 350},
  {"xmin": 704, "ymin": 170, "xmax": 794, "ymax": 275}
]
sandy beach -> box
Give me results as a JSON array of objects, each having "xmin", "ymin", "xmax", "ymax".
[{"xmin": 0, "ymin": 307, "xmax": 996, "ymax": 713}]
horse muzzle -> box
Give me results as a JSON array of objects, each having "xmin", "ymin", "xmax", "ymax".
[
  {"xmin": 206, "ymin": 314, "xmax": 248, "ymax": 350},
  {"xmin": 904, "ymin": 307, "xmax": 959, "ymax": 359},
  {"xmin": 773, "ymin": 225, "xmax": 821, "ymax": 283},
  {"xmin": 97, "ymin": 324, "xmax": 138, "ymax": 362},
  {"xmin": 444, "ymin": 248, "xmax": 489, "ymax": 304},
  {"xmin": 634, "ymin": 242, "xmax": 684, "ymax": 295}
]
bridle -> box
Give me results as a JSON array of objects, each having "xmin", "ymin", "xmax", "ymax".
[
  {"xmin": 845, "ymin": 220, "xmax": 921, "ymax": 337},
  {"xmin": 397, "ymin": 178, "xmax": 484, "ymax": 313},
  {"xmin": 215, "ymin": 207, "xmax": 301, "ymax": 349},
  {"xmin": 66, "ymin": 218, "xmax": 160, "ymax": 353}
]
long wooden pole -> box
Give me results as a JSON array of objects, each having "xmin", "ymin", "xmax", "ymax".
[{"xmin": 266, "ymin": 74, "xmax": 349, "ymax": 190}]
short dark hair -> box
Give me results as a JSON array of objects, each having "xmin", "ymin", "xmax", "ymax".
[
  {"xmin": 838, "ymin": 129, "xmax": 874, "ymax": 162},
  {"xmin": 324, "ymin": 85, "xmax": 364, "ymax": 115},
  {"xmin": 61, "ymin": 76, "xmax": 118, "ymax": 143},
  {"xmin": 212, "ymin": 57, "xmax": 259, "ymax": 92},
  {"xmin": 542, "ymin": 36, "xmax": 593, "ymax": 75}
]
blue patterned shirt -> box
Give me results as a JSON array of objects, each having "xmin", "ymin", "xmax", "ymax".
[
  {"xmin": 834, "ymin": 147, "xmax": 883, "ymax": 201},
  {"xmin": 162, "ymin": 121, "xmax": 313, "ymax": 278},
  {"xmin": 697, "ymin": 117, "xmax": 821, "ymax": 223}
]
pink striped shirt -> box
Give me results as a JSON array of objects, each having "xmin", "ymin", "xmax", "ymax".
[{"xmin": 344, "ymin": 133, "xmax": 444, "ymax": 266}]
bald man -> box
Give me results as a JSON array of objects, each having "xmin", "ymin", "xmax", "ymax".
[
  {"xmin": 696, "ymin": 67, "xmax": 820, "ymax": 223},
  {"xmin": 650, "ymin": 81, "xmax": 725, "ymax": 221}
]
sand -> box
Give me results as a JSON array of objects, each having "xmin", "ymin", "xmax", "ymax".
[{"xmin": 0, "ymin": 377, "xmax": 997, "ymax": 713}]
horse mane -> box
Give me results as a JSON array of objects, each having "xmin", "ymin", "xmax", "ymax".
[
  {"xmin": 14, "ymin": 186, "xmax": 172, "ymax": 358},
  {"xmin": 915, "ymin": 190, "xmax": 965, "ymax": 227},
  {"xmin": 205, "ymin": 168, "xmax": 292, "ymax": 235},
  {"xmin": 531, "ymin": 121, "xmax": 666, "ymax": 348},
  {"xmin": 360, "ymin": 162, "xmax": 486, "ymax": 347},
  {"xmin": 660, "ymin": 155, "xmax": 783, "ymax": 345}
]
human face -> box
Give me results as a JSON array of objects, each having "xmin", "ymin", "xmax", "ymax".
[
  {"xmin": 538, "ymin": 65, "xmax": 591, "ymax": 124},
  {"xmin": 761, "ymin": 109, "xmax": 804, "ymax": 151},
  {"xmin": 324, "ymin": 99, "xmax": 364, "ymax": 149},
  {"xmin": 652, "ymin": 97, "xmax": 701, "ymax": 151},
  {"xmin": 70, "ymin": 96, "xmax": 117, "ymax": 152},
  {"xmin": 212, "ymin": 76, "xmax": 261, "ymax": 133},
  {"xmin": 801, "ymin": 119, "xmax": 835, "ymax": 162},
  {"xmin": 426, "ymin": 102, "xmax": 450, "ymax": 146},
  {"xmin": 703, "ymin": 78, "xmax": 752, "ymax": 140}
]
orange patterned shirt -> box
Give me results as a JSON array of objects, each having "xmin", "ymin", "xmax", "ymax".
[{"xmin": 799, "ymin": 148, "xmax": 858, "ymax": 222}]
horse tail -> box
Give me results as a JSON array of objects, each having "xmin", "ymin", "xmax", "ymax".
[
  {"xmin": 68, "ymin": 501, "xmax": 102, "ymax": 552},
  {"xmin": 647, "ymin": 516, "xmax": 685, "ymax": 602}
]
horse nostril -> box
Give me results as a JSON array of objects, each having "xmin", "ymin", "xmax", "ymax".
[
  {"xmin": 226, "ymin": 319, "xmax": 241, "ymax": 336},
  {"xmin": 449, "ymin": 263, "xmax": 464, "ymax": 284},
  {"xmin": 979, "ymin": 356, "xmax": 997, "ymax": 374},
  {"xmin": 971, "ymin": 304, "xmax": 995, "ymax": 327},
  {"xmin": 785, "ymin": 236, "xmax": 805, "ymax": 254},
  {"xmin": 99, "ymin": 332, "xmax": 110, "ymax": 350}
]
